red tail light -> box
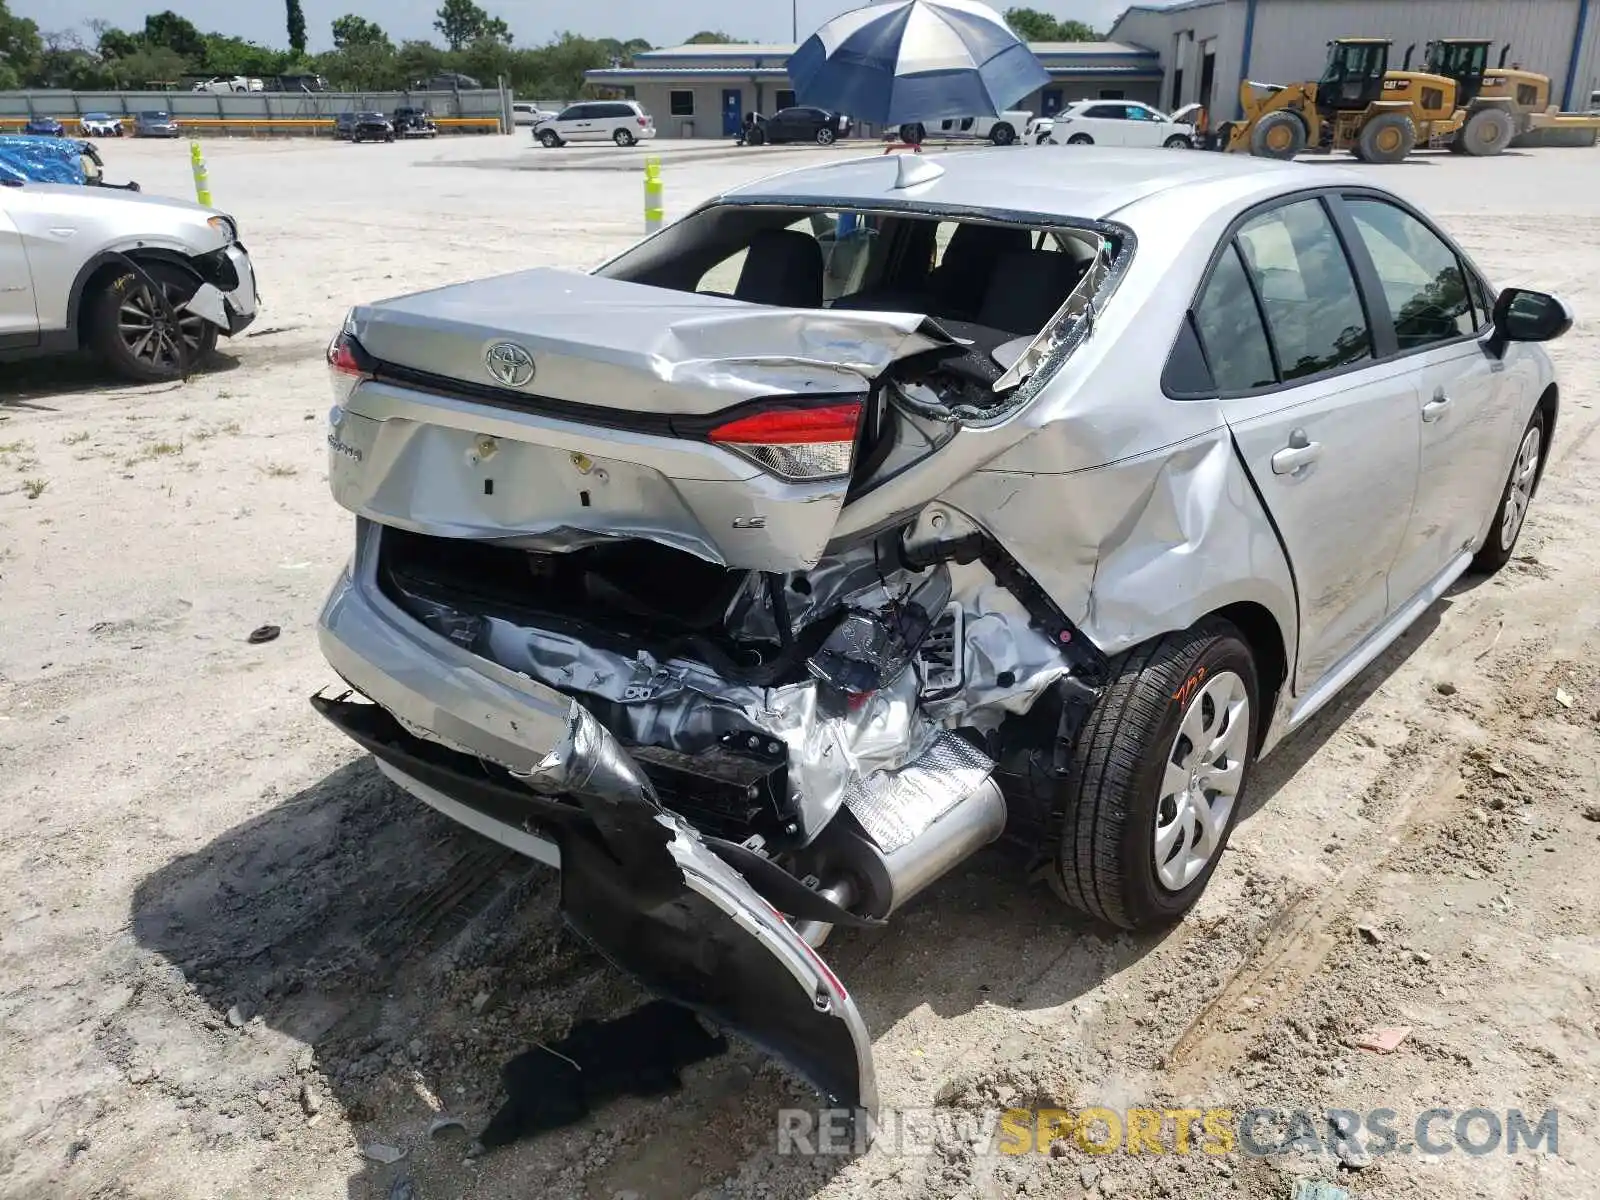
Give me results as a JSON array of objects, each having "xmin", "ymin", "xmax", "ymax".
[
  {"xmin": 707, "ymin": 401, "xmax": 862, "ymax": 480},
  {"xmin": 637, "ymin": 116, "xmax": 648, "ymax": 126},
  {"xmin": 326, "ymin": 315, "xmax": 372, "ymax": 404}
]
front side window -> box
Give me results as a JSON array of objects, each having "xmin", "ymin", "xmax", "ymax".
[
  {"xmin": 1344, "ymin": 198, "xmax": 1475, "ymax": 348},
  {"xmin": 1194, "ymin": 242, "xmax": 1277, "ymax": 392},
  {"xmin": 1236, "ymin": 199, "xmax": 1372, "ymax": 380},
  {"xmin": 556, "ymin": 105, "xmax": 586, "ymax": 121},
  {"xmin": 669, "ymin": 91, "xmax": 694, "ymax": 116}
]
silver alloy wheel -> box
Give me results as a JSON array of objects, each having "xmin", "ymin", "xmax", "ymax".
[
  {"xmin": 1154, "ymin": 669, "xmax": 1250, "ymax": 892},
  {"xmin": 1502, "ymin": 424, "xmax": 1541, "ymax": 549},
  {"xmin": 117, "ymin": 278, "xmax": 206, "ymax": 374}
]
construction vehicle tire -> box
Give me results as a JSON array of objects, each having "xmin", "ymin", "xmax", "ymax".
[
  {"xmin": 1250, "ymin": 111, "xmax": 1305, "ymax": 160},
  {"xmin": 1460, "ymin": 107, "xmax": 1515, "ymax": 157},
  {"xmin": 1356, "ymin": 113, "xmax": 1416, "ymax": 164}
]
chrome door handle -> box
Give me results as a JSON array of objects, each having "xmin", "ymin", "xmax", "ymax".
[
  {"xmin": 1272, "ymin": 437, "xmax": 1323, "ymax": 476},
  {"xmin": 1422, "ymin": 393, "xmax": 1453, "ymax": 422}
]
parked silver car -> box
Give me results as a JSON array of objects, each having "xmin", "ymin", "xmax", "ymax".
[
  {"xmin": 1, "ymin": 181, "xmax": 258, "ymax": 381},
  {"xmin": 313, "ymin": 148, "xmax": 1568, "ymax": 1117}
]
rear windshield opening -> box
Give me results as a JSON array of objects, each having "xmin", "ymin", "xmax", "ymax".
[{"xmin": 600, "ymin": 204, "xmax": 1115, "ymax": 356}]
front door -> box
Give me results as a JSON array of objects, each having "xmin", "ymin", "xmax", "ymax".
[
  {"xmin": 1201, "ymin": 196, "xmax": 1422, "ymax": 693},
  {"xmin": 1339, "ymin": 195, "xmax": 1517, "ymax": 603},
  {"xmin": 0, "ymin": 208, "xmax": 38, "ymax": 345},
  {"xmin": 722, "ymin": 89, "xmax": 743, "ymax": 137},
  {"xmin": 558, "ymin": 104, "xmax": 596, "ymax": 140}
]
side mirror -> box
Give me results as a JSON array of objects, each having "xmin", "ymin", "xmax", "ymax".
[{"xmin": 1488, "ymin": 287, "xmax": 1573, "ymax": 357}]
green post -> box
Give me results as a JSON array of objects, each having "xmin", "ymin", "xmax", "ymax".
[
  {"xmin": 644, "ymin": 155, "xmax": 663, "ymax": 233},
  {"xmin": 189, "ymin": 139, "xmax": 212, "ymax": 207}
]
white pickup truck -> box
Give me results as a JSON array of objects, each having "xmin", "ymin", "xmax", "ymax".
[{"xmin": 895, "ymin": 110, "xmax": 1031, "ymax": 146}]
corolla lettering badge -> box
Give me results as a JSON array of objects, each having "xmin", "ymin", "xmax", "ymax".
[{"xmin": 484, "ymin": 341, "xmax": 536, "ymax": 388}]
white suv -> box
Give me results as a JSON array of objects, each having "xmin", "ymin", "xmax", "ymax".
[
  {"xmin": 896, "ymin": 110, "xmax": 1030, "ymax": 146},
  {"xmin": 534, "ymin": 100, "xmax": 656, "ymax": 148},
  {"xmin": 1043, "ymin": 100, "xmax": 1197, "ymax": 148}
]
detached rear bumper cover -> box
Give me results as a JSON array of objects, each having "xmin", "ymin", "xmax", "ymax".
[{"xmin": 316, "ymin": 552, "xmax": 878, "ymax": 1116}]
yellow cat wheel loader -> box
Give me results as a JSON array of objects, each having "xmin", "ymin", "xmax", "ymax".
[
  {"xmin": 1422, "ymin": 38, "xmax": 1600, "ymax": 151},
  {"xmin": 1217, "ymin": 38, "xmax": 1465, "ymax": 164}
]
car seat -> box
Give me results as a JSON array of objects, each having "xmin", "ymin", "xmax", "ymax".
[
  {"xmin": 976, "ymin": 249, "xmax": 1086, "ymax": 336},
  {"xmin": 734, "ymin": 229, "xmax": 825, "ymax": 307}
]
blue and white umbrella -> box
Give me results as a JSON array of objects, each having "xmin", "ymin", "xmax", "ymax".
[{"xmin": 787, "ymin": 0, "xmax": 1050, "ymax": 127}]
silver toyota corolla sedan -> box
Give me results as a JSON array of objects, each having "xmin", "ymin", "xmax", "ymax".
[{"xmin": 312, "ymin": 148, "xmax": 1569, "ymax": 1117}]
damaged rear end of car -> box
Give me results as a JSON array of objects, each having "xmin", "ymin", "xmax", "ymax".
[{"xmin": 314, "ymin": 173, "xmax": 1134, "ymax": 1119}]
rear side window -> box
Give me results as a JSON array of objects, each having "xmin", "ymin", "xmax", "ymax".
[
  {"xmin": 1343, "ymin": 198, "xmax": 1476, "ymax": 347},
  {"xmin": 1194, "ymin": 243, "xmax": 1277, "ymax": 392},
  {"xmin": 1084, "ymin": 104, "xmax": 1128, "ymax": 119},
  {"xmin": 1235, "ymin": 199, "xmax": 1371, "ymax": 381}
]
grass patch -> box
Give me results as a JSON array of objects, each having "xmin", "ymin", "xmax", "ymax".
[
  {"xmin": 123, "ymin": 440, "xmax": 186, "ymax": 467},
  {"xmin": 62, "ymin": 431, "xmax": 91, "ymax": 446},
  {"xmin": 259, "ymin": 462, "xmax": 300, "ymax": 479},
  {"xmin": 22, "ymin": 478, "xmax": 48, "ymax": 500},
  {"xmin": 0, "ymin": 439, "xmax": 27, "ymax": 454}
]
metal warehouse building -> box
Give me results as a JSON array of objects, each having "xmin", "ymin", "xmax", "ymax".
[
  {"xmin": 586, "ymin": 42, "xmax": 1165, "ymax": 138},
  {"xmin": 1109, "ymin": 0, "xmax": 1600, "ymax": 118}
]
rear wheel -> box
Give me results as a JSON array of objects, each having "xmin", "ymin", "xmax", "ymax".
[
  {"xmin": 1356, "ymin": 112, "xmax": 1416, "ymax": 164},
  {"xmin": 538, "ymin": 129, "xmax": 561, "ymax": 147},
  {"xmin": 1250, "ymin": 111, "xmax": 1305, "ymax": 159},
  {"xmin": 1460, "ymin": 107, "xmax": 1515, "ymax": 157},
  {"xmin": 614, "ymin": 128, "xmax": 636, "ymax": 147},
  {"xmin": 816, "ymin": 126, "xmax": 836, "ymax": 145},
  {"xmin": 87, "ymin": 262, "xmax": 218, "ymax": 384},
  {"xmin": 1067, "ymin": 133, "xmax": 1094, "ymax": 145},
  {"xmin": 1472, "ymin": 410, "xmax": 1545, "ymax": 574},
  {"xmin": 990, "ymin": 122, "xmax": 1016, "ymax": 146},
  {"xmin": 1051, "ymin": 619, "xmax": 1260, "ymax": 930},
  {"xmin": 899, "ymin": 123, "xmax": 924, "ymax": 145}
]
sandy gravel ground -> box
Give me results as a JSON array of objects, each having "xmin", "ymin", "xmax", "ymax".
[{"xmin": 2, "ymin": 135, "xmax": 1600, "ymax": 1200}]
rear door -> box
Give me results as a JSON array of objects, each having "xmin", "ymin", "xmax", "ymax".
[
  {"xmin": 1337, "ymin": 193, "xmax": 1518, "ymax": 604},
  {"xmin": 1204, "ymin": 195, "xmax": 1422, "ymax": 693},
  {"xmin": 0, "ymin": 204, "xmax": 39, "ymax": 345}
]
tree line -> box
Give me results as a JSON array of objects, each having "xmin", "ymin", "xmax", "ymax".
[{"xmin": 0, "ymin": 0, "xmax": 1099, "ymax": 96}]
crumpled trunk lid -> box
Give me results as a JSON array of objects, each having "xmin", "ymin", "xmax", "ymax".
[
  {"xmin": 333, "ymin": 270, "xmax": 951, "ymax": 573},
  {"xmin": 350, "ymin": 268, "xmax": 947, "ymax": 415}
]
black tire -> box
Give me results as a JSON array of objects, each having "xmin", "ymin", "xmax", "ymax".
[
  {"xmin": 1249, "ymin": 111, "xmax": 1305, "ymax": 159},
  {"xmin": 87, "ymin": 262, "xmax": 219, "ymax": 384},
  {"xmin": 899, "ymin": 123, "xmax": 924, "ymax": 145},
  {"xmin": 1460, "ymin": 107, "xmax": 1515, "ymax": 157},
  {"xmin": 614, "ymin": 128, "xmax": 635, "ymax": 147},
  {"xmin": 1356, "ymin": 112, "xmax": 1416, "ymax": 164},
  {"xmin": 1471, "ymin": 409, "xmax": 1546, "ymax": 574},
  {"xmin": 1052, "ymin": 619, "xmax": 1260, "ymax": 931},
  {"xmin": 1163, "ymin": 134, "xmax": 1193, "ymax": 149},
  {"xmin": 816, "ymin": 126, "xmax": 836, "ymax": 145},
  {"xmin": 990, "ymin": 122, "xmax": 1016, "ymax": 146},
  {"xmin": 538, "ymin": 129, "xmax": 561, "ymax": 147},
  {"xmin": 1067, "ymin": 133, "xmax": 1094, "ymax": 145},
  {"xmin": 747, "ymin": 126, "xmax": 766, "ymax": 146}
]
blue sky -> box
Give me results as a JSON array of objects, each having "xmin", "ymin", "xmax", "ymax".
[{"xmin": 10, "ymin": 0, "xmax": 1135, "ymax": 53}]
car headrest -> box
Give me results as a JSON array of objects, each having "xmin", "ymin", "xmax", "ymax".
[
  {"xmin": 977, "ymin": 250, "xmax": 1087, "ymax": 336},
  {"xmin": 734, "ymin": 229, "xmax": 825, "ymax": 308}
]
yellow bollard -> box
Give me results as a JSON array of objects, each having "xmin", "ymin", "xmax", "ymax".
[
  {"xmin": 189, "ymin": 139, "xmax": 212, "ymax": 208},
  {"xmin": 643, "ymin": 155, "xmax": 663, "ymax": 234}
]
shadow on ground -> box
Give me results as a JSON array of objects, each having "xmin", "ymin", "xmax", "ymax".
[
  {"xmin": 0, "ymin": 350, "xmax": 243, "ymax": 407},
  {"xmin": 128, "ymin": 600, "xmax": 1439, "ymax": 1199}
]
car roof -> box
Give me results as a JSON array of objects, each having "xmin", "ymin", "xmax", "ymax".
[{"xmin": 717, "ymin": 147, "xmax": 1361, "ymax": 224}]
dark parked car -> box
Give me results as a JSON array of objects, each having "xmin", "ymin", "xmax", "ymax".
[
  {"xmin": 392, "ymin": 107, "xmax": 438, "ymax": 138},
  {"xmin": 746, "ymin": 106, "xmax": 850, "ymax": 145},
  {"xmin": 350, "ymin": 112, "xmax": 395, "ymax": 144},
  {"xmin": 22, "ymin": 117, "xmax": 66, "ymax": 137},
  {"xmin": 417, "ymin": 72, "xmax": 481, "ymax": 91},
  {"xmin": 133, "ymin": 111, "xmax": 181, "ymax": 138}
]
